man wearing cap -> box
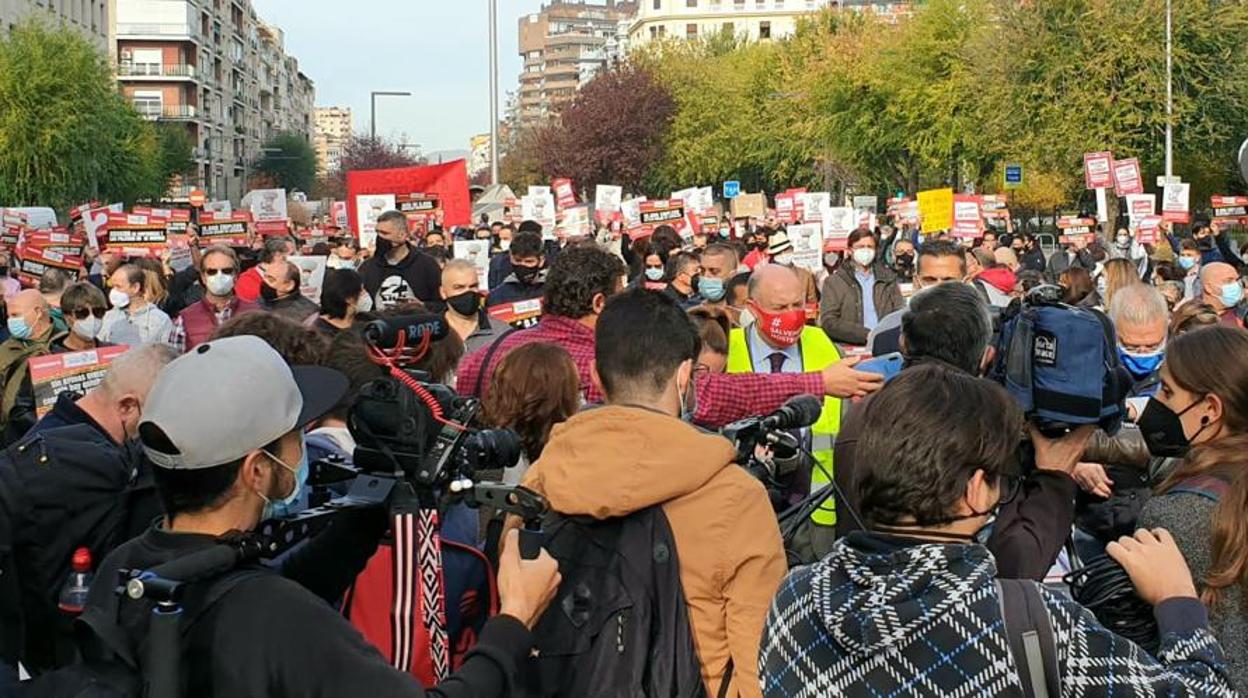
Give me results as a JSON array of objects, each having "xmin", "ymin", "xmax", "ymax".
[
  {"xmin": 80, "ymin": 336, "xmax": 560, "ymax": 697},
  {"xmin": 764, "ymin": 231, "xmax": 819, "ymax": 303}
]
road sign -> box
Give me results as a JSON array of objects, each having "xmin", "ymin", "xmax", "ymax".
[
  {"xmin": 188, "ymin": 189, "xmax": 207, "ymax": 208},
  {"xmin": 1004, "ymin": 164, "xmax": 1023, "ymax": 188},
  {"xmin": 723, "ymin": 180, "xmax": 740, "ymax": 199}
]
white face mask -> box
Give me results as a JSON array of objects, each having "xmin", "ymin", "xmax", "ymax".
[
  {"xmin": 499, "ymin": 240, "xmax": 512, "ymax": 252},
  {"xmin": 72, "ymin": 316, "xmax": 102, "ymax": 340},
  {"xmin": 773, "ymin": 253, "xmax": 794, "ymax": 266},
  {"xmin": 108, "ymin": 288, "xmax": 130, "ymax": 309},
  {"xmin": 205, "ymin": 273, "xmax": 235, "ymax": 296},
  {"xmin": 852, "ymin": 247, "xmax": 877, "ymax": 267},
  {"xmin": 356, "ymin": 292, "xmax": 374, "ymax": 313}
]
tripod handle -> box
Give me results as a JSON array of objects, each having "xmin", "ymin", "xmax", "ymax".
[{"xmin": 518, "ymin": 528, "xmax": 543, "ymax": 560}]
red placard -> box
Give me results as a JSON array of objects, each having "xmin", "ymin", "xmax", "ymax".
[
  {"xmin": 198, "ymin": 211, "xmax": 253, "ymax": 247},
  {"xmin": 486, "ymin": 298, "xmax": 544, "ymax": 328},
  {"xmin": 1135, "ymin": 215, "xmax": 1163, "ymax": 244},
  {"xmin": 101, "ymin": 213, "xmax": 169, "ymax": 258},
  {"xmin": 28, "ymin": 345, "xmax": 130, "ymax": 417},
  {"xmin": 14, "ymin": 239, "xmax": 84, "ymax": 288},
  {"xmin": 775, "ymin": 193, "xmax": 799, "ymax": 224},
  {"xmin": 1083, "ymin": 151, "xmax": 1114, "ymax": 189},
  {"xmin": 1211, "ymin": 195, "xmax": 1248, "ymax": 226},
  {"xmin": 628, "ymin": 199, "xmax": 688, "ymax": 240},
  {"xmin": 1111, "ymin": 158, "xmax": 1143, "ymax": 196},
  {"xmin": 396, "ymin": 193, "xmax": 441, "ymax": 236},
  {"xmin": 551, "ymin": 178, "xmax": 577, "ymax": 211},
  {"xmin": 1056, "ymin": 216, "xmax": 1097, "ymax": 244},
  {"xmin": 346, "ymin": 160, "xmax": 472, "ymax": 239},
  {"xmin": 951, "ymin": 195, "xmax": 983, "ymax": 239},
  {"xmin": 69, "ymin": 201, "xmax": 101, "ymax": 223}
]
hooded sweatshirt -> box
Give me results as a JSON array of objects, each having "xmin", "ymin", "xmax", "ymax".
[
  {"xmin": 358, "ymin": 244, "xmax": 441, "ymax": 310},
  {"xmin": 522, "ymin": 405, "xmax": 786, "ymax": 698},
  {"xmin": 759, "ymin": 533, "xmax": 1235, "ymax": 697}
]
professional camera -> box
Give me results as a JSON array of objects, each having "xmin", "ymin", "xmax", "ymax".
[
  {"xmin": 723, "ymin": 395, "xmax": 823, "ymax": 506},
  {"xmin": 988, "ymin": 285, "xmax": 1131, "ymax": 437}
]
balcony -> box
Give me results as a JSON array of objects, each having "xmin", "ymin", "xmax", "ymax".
[
  {"xmin": 118, "ymin": 63, "xmax": 198, "ymax": 80},
  {"xmin": 135, "ymin": 104, "xmax": 200, "ymax": 121},
  {"xmin": 116, "ymin": 22, "xmax": 199, "ymax": 41}
]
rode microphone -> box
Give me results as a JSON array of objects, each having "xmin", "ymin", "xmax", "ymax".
[
  {"xmin": 362, "ymin": 313, "xmax": 450, "ymax": 348},
  {"xmin": 759, "ymin": 395, "xmax": 823, "ymax": 431}
]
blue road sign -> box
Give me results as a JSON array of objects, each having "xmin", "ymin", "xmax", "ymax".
[
  {"xmin": 723, "ymin": 180, "xmax": 741, "ymax": 199},
  {"xmin": 1004, "ymin": 164, "xmax": 1024, "ymax": 188}
]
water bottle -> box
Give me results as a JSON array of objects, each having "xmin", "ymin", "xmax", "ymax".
[{"xmin": 57, "ymin": 547, "xmax": 94, "ymax": 616}]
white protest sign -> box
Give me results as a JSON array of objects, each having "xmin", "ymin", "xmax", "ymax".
[
  {"xmin": 84, "ymin": 203, "xmax": 123, "ymax": 249},
  {"xmin": 521, "ymin": 193, "xmax": 557, "ymax": 239},
  {"xmin": 205, "ymin": 200, "xmax": 232, "ymax": 215},
  {"xmin": 1125, "ymin": 194, "xmax": 1156, "ymax": 228},
  {"xmin": 786, "ymin": 223, "xmax": 824, "ymax": 274},
  {"xmin": 527, "ymin": 185, "xmax": 551, "ymax": 198},
  {"xmin": 249, "ymin": 188, "xmax": 288, "ymax": 222},
  {"xmin": 288, "ymin": 255, "xmax": 328, "ymax": 303},
  {"xmin": 355, "ymin": 194, "xmax": 396, "ymax": 249},
  {"xmin": 594, "ymin": 185, "xmax": 623, "ymax": 221},
  {"xmin": 620, "ymin": 197, "xmax": 646, "ymax": 227},
  {"xmin": 823, "ymin": 207, "xmax": 856, "ymax": 249},
  {"xmin": 1162, "ymin": 182, "xmax": 1191, "ymax": 224},
  {"xmin": 798, "ymin": 192, "xmax": 831, "ymax": 223},
  {"xmin": 453, "ymin": 240, "xmax": 491, "ymax": 287}
]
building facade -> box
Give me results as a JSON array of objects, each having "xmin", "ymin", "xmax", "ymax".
[
  {"xmin": 0, "ymin": 0, "xmax": 112, "ymax": 50},
  {"xmin": 115, "ymin": 0, "xmax": 314, "ymax": 203},
  {"xmin": 629, "ymin": 0, "xmax": 910, "ymax": 45},
  {"xmin": 313, "ymin": 106, "xmax": 352, "ymax": 175},
  {"xmin": 516, "ymin": 0, "xmax": 636, "ymax": 129}
]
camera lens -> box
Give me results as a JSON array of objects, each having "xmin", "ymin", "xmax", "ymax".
[{"xmin": 461, "ymin": 429, "xmax": 522, "ymax": 476}]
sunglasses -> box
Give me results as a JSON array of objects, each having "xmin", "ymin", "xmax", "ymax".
[
  {"xmin": 204, "ymin": 267, "xmax": 237, "ymax": 276},
  {"xmin": 70, "ymin": 307, "xmax": 107, "ymax": 320}
]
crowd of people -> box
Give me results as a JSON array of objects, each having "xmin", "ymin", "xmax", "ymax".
[{"xmin": 0, "ymin": 203, "xmax": 1246, "ymax": 697}]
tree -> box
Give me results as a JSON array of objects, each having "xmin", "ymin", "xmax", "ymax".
[
  {"xmin": 536, "ymin": 65, "xmax": 675, "ymax": 194},
  {"xmin": 155, "ymin": 123, "xmax": 195, "ymax": 191},
  {"xmin": 317, "ymin": 135, "xmax": 422, "ymax": 199},
  {"xmin": 0, "ymin": 21, "xmax": 165, "ymax": 209},
  {"xmin": 250, "ymin": 132, "xmax": 317, "ymax": 195}
]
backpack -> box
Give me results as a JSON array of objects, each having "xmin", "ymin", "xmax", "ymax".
[
  {"xmin": 521, "ymin": 506, "xmax": 708, "ymax": 698},
  {"xmin": 990, "ymin": 290, "xmax": 1131, "ymax": 435},
  {"xmin": 996, "ymin": 578, "xmax": 1061, "ymax": 698}
]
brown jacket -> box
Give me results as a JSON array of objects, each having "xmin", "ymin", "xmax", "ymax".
[
  {"xmin": 522, "ymin": 405, "xmax": 786, "ymax": 698},
  {"xmin": 818, "ymin": 263, "xmax": 905, "ymax": 345}
]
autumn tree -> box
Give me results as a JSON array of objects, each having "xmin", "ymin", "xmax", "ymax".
[{"xmin": 316, "ymin": 135, "xmax": 423, "ymax": 199}]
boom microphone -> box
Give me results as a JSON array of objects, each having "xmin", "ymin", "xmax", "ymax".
[
  {"xmin": 363, "ymin": 313, "xmax": 450, "ymax": 348},
  {"xmin": 759, "ymin": 395, "xmax": 823, "ymax": 431}
]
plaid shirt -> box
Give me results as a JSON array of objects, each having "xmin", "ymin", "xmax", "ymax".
[{"xmin": 455, "ymin": 314, "xmax": 826, "ymax": 429}]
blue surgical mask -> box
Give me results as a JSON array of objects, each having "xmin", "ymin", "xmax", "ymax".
[
  {"xmin": 700, "ymin": 277, "xmax": 726, "ymax": 301},
  {"xmin": 1118, "ymin": 345, "xmax": 1165, "ymax": 380},
  {"xmin": 7, "ymin": 317, "xmax": 31, "ymax": 341},
  {"xmin": 260, "ymin": 434, "xmax": 308, "ymax": 520},
  {"xmin": 1178, "ymin": 256, "xmax": 1197, "ymax": 271},
  {"xmin": 644, "ymin": 267, "xmax": 664, "ymax": 282},
  {"xmin": 1221, "ymin": 281, "xmax": 1244, "ymax": 308}
]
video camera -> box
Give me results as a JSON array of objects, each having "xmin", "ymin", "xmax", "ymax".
[{"xmin": 723, "ymin": 395, "xmax": 823, "ymax": 501}]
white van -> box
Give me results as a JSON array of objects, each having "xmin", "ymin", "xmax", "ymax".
[{"xmin": 1, "ymin": 207, "xmax": 58, "ymax": 229}]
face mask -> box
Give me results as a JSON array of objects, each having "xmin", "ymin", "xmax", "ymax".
[
  {"xmin": 259, "ymin": 283, "xmax": 281, "ymax": 302},
  {"xmin": 753, "ymin": 241, "xmax": 768, "ymax": 251},
  {"xmin": 1197, "ymin": 236, "xmax": 1214, "ymax": 251},
  {"xmin": 374, "ymin": 237, "xmax": 394, "ymax": 257},
  {"xmin": 738, "ymin": 306, "xmax": 755, "ymax": 328},
  {"xmin": 823, "ymin": 252, "xmax": 841, "ymax": 268},
  {"xmin": 1118, "ymin": 345, "xmax": 1165, "ymax": 380},
  {"xmin": 1138, "ymin": 396, "xmax": 1210, "ymax": 458},
  {"xmin": 700, "ymin": 277, "xmax": 726, "ymax": 302},
  {"xmin": 515, "ymin": 265, "xmax": 542, "ymax": 285},
  {"xmin": 1116, "ymin": 234, "xmax": 1130, "ymax": 247},
  {"xmin": 109, "ymin": 288, "xmax": 130, "ymax": 309},
  {"xmin": 688, "ymin": 274, "xmax": 701, "ymax": 294},
  {"xmin": 894, "ymin": 253, "xmax": 914, "ymax": 269},
  {"xmin": 499, "ymin": 239, "xmax": 512, "ymax": 252},
  {"xmin": 447, "ymin": 291, "xmax": 481, "ymax": 317},
  {"xmin": 356, "ymin": 292, "xmax": 374, "ymax": 314},
  {"xmin": 205, "ymin": 273, "xmax": 235, "ymax": 296},
  {"xmin": 259, "ymin": 435, "xmax": 307, "ymax": 520},
  {"xmin": 1221, "ymin": 281, "xmax": 1244, "ymax": 308},
  {"xmin": 1178, "ymin": 256, "xmax": 1197, "ymax": 271},
  {"xmin": 7, "ymin": 316, "xmax": 31, "ymax": 340},
  {"xmin": 750, "ymin": 301, "xmax": 805, "ymax": 348},
  {"xmin": 677, "ymin": 363, "xmax": 698, "ymax": 423},
  {"xmin": 1096, "ymin": 275, "xmax": 1108, "ymax": 298},
  {"xmin": 73, "ymin": 316, "xmax": 103, "ymax": 340},
  {"xmin": 852, "ymin": 247, "xmax": 876, "ymax": 267},
  {"xmin": 644, "ymin": 267, "xmax": 665, "ymax": 282},
  {"xmin": 772, "ymin": 253, "xmax": 794, "ymax": 267}
]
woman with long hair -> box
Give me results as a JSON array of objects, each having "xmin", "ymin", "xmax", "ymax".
[
  {"xmin": 1100, "ymin": 257, "xmax": 1143, "ymax": 310},
  {"xmin": 1138, "ymin": 326, "xmax": 1248, "ymax": 687},
  {"xmin": 481, "ymin": 342, "xmax": 580, "ymax": 484},
  {"xmin": 1059, "ymin": 266, "xmax": 1098, "ymax": 307}
]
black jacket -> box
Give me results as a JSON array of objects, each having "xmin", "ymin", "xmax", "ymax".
[
  {"xmin": 1046, "ymin": 248, "xmax": 1095, "ymax": 284},
  {"xmin": 260, "ymin": 293, "xmax": 319, "ymax": 324},
  {"xmin": 1019, "ymin": 247, "xmax": 1047, "ymax": 274},
  {"xmin": 359, "ymin": 245, "xmax": 442, "ymax": 309}
]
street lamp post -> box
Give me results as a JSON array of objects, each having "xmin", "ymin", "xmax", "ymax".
[
  {"xmin": 370, "ymin": 91, "xmax": 412, "ymax": 140},
  {"xmin": 488, "ymin": 0, "xmax": 500, "ymax": 185},
  {"xmin": 1165, "ymin": 0, "xmax": 1173, "ymax": 181}
]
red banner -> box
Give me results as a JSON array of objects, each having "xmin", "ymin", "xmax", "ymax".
[
  {"xmin": 101, "ymin": 213, "xmax": 169, "ymax": 258},
  {"xmin": 346, "ymin": 160, "xmax": 471, "ymax": 241},
  {"xmin": 1211, "ymin": 195, "xmax": 1248, "ymax": 226}
]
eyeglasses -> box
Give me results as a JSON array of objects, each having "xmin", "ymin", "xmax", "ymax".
[
  {"xmin": 204, "ymin": 267, "xmax": 236, "ymax": 276},
  {"xmin": 70, "ymin": 306, "xmax": 107, "ymax": 320},
  {"xmin": 997, "ymin": 472, "xmax": 1023, "ymax": 507}
]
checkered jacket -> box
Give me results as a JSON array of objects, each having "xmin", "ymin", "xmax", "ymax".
[{"xmin": 759, "ymin": 535, "xmax": 1235, "ymax": 697}]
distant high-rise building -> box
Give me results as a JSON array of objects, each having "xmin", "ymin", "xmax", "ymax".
[
  {"xmin": 515, "ymin": 1, "xmax": 637, "ymax": 130},
  {"xmin": 630, "ymin": 0, "xmax": 911, "ymax": 46},
  {"xmin": 314, "ymin": 106, "xmax": 352, "ymax": 175},
  {"xmin": 114, "ymin": 0, "xmax": 315, "ymax": 203},
  {"xmin": 0, "ymin": 0, "xmax": 112, "ymax": 51}
]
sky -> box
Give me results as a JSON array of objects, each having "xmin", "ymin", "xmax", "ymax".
[{"xmin": 252, "ymin": 0, "xmax": 547, "ymax": 155}]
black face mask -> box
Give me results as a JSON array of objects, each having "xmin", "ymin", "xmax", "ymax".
[
  {"xmin": 375, "ymin": 237, "xmax": 394, "ymax": 257},
  {"xmin": 753, "ymin": 241, "xmax": 768, "ymax": 251},
  {"xmin": 259, "ymin": 283, "xmax": 280, "ymax": 302},
  {"xmin": 1197, "ymin": 236, "xmax": 1214, "ymax": 251},
  {"xmin": 0, "ymin": 266, "xmax": 8, "ymax": 276},
  {"xmin": 447, "ymin": 291, "xmax": 481, "ymax": 317},
  {"xmin": 1138, "ymin": 396, "xmax": 1208, "ymax": 458},
  {"xmin": 514, "ymin": 266, "xmax": 541, "ymax": 286},
  {"xmin": 894, "ymin": 253, "xmax": 914, "ymax": 270}
]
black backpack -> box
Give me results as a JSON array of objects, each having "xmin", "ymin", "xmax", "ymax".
[{"xmin": 521, "ymin": 506, "xmax": 709, "ymax": 698}]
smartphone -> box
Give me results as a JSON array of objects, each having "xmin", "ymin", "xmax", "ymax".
[{"xmin": 857, "ymin": 352, "xmax": 904, "ymax": 382}]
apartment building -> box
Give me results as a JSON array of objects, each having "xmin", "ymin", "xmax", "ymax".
[
  {"xmin": 0, "ymin": 0, "xmax": 112, "ymax": 51},
  {"xmin": 313, "ymin": 106, "xmax": 352, "ymax": 175},
  {"xmin": 630, "ymin": 0, "xmax": 911, "ymax": 45},
  {"xmin": 115, "ymin": 0, "xmax": 314, "ymax": 203},
  {"xmin": 516, "ymin": 0, "xmax": 637, "ymax": 129}
]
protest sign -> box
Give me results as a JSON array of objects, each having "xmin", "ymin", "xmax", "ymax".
[
  {"xmin": 102, "ymin": 213, "xmax": 169, "ymax": 258},
  {"xmin": 205, "ymin": 200, "xmax": 232, "ymax": 215},
  {"xmin": 346, "ymin": 161, "xmax": 472, "ymax": 241},
  {"xmin": 1211, "ymin": 195, "xmax": 1248, "ymax": 226},
  {"xmin": 198, "ymin": 211, "xmax": 252, "ymax": 247},
  {"xmin": 354, "ymin": 194, "xmax": 396, "ymax": 249},
  {"xmin": 168, "ymin": 238, "xmax": 194, "ymax": 272},
  {"xmin": 521, "ymin": 193, "xmax": 557, "ymax": 239},
  {"xmin": 82, "ymin": 203, "xmax": 123, "ymax": 249},
  {"xmin": 288, "ymin": 255, "xmax": 328, "ymax": 303},
  {"xmin": 551, "ymin": 178, "xmax": 577, "ymax": 211},
  {"xmin": 673, "ymin": 186, "xmax": 714, "ymax": 215},
  {"xmin": 1083, "ymin": 151, "xmax": 1114, "ymax": 190},
  {"xmin": 396, "ymin": 193, "xmax": 441, "ymax": 237},
  {"xmin": 69, "ymin": 202, "xmax": 100, "ymax": 224},
  {"xmin": 786, "ymin": 223, "xmax": 823, "ymax": 274},
  {"xmin": 23, "ymin": 228, "xmax": 86, "ymax": 259},
  {"xmin": 730, "ymin": 193, "xmax": 766, "ymax": 220},
  {"xmin": 620, "ymin": 196, "xmax": 645, "ymax": 228},
  {"xmin": 775, "ymin": 192, "xmax": 799, "ymax": 224},
  {"xmin": 1112, "ymin": 158, "xmax": 1143, "ymax": 196},
  {"xmin": 951, "ymin": 195, "xmax": 984, "ymax": 239},
  {"xmin": 1161, "ymin": 182, "xmax": 1191, "ymax": 224},
  {"xmin": 136, "ymin": 206, "xmax": 192, "ymax": 236},
  {"xmin": 1125, "ymin": 194, "xmax": 1156, "ymax": 228},
  {"xmin": 487, "ymin": 297, "xmax": 544, "ymax": 328},
  {"xmin": 917, "ymin": 188, "xmax": 954, "ymax": 234},
  {"xmin": 557, "ymin": 205, "xmax": 591, "ymax": 239},
  {"xmin": 528, "ymin": 185, "xmax": 551, "ymax": 198},
  {"xmin": 28, "ymin": 346, "xmax": 129, "ymax": 418},
  {"xmin": 822, "ymin": 207, "xmax": 856, "ymax": 251},
  {"xmin": 797, "ymin": 192, "xmax": 831, "ymax": 223},
  {"xmin": 1056, "ymin": 216, "xmax": 1097, "ymax": 244},
  {"xmin": 980, "ymin": 194, "xmax": 1010, "ymax": 221},
  {"xmin": 453, "ymin": 240, "xmax": 491, "ymax": 288},
  {"xmin": 852, "ymin": 195, "xmax": 879, "ymax": 213},
  {"xmin": 1135, "ymin": 215, "xmax": 1163, "ymax": 244},
  {"xmin": 594, "ymin": 185, "xmax": 623, "ymax": 224},
  {"xmin": 330, "ymin": 201, "xmax": 349, "ymax": 229},
  {"xmin": 629, "ymin": 199, "xmax": 687, "ymax": 240},
  {"xmin": 249, "ymin": 188, "xmax": 288, "ymax": 222}
]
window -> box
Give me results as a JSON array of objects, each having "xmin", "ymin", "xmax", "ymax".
[
  {"xmin": 687, "ymin": 0, "xmax": 697, "ymax": 6},
  {"xmin": 686, "ymin": 23, "xmax": 698, "ymax": 38},
  {"xmin": 649, "ymin": 26, "xmax": 658, "ymax": 39},
  {"xmin": 723, "ymin": 21, "xmax": 734, "ymax": 35},
  {"xmin": 130, "ymin": 48, "xmax": 162, "ymax": 75},
  {"xmin": 132, "ymin": 90, "xmax": 163, "ymax": 117},
  {"xmin": 658, "ymin": 25, "xmax": 667, "ymax": 37},
  {"xmin": 653, "ymin": 0, "xmax": 661, "ymax": 8},
  {"xmin": 759, "ymin": 21, "xmax": 771, "ymax": 39}
]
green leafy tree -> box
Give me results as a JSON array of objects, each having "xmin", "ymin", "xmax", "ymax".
[
  {"xmin": 250, "ymin": 132, "xmax": 318, "ymax": 195},
  {"xmin": 0, "ymin": 21, "xmax": 164, "ymax": 209},
  {"xmin": 155, "ymin": 123, "xmax": 195, "ymax": 190}
]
